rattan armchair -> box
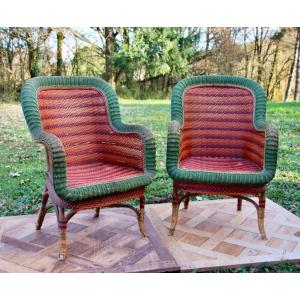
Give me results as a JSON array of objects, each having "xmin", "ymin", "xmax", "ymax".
[
  {"xmin": 21, "ymin": 76, "xmax": 156, "ymax": 260},
  {"xmin": 166, "ymin": 76, "xmax": 278, "ymax": 239}
]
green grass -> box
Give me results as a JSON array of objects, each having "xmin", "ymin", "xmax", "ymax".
[{"xmin": 0, "ymin": 100, "xmax": 299, "ymax": 272}]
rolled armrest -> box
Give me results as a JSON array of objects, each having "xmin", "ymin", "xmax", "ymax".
[
  {"xmin": 263, "ymin": 122, "xmax": 279, "ymax": 180},
  {"xmin": 166, "ymin": 120, "xmax": 181, "ymax": 176},
  {"xmin": 32, "ymin": 129, "xmax": 68, "ymax": 193},
  {"xmin": 113, "ymin": 122, "xmax": 156, "ymax": 175}
]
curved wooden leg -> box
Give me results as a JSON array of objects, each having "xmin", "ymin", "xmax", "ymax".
[
  {"xmin": 55, "ymin": 206, "xmax": 68, "ymax": 261},
  {"xmin": 169, "ymin": 203, "xmax": 179, "ymax": 236},
  {"xmin": 94, "ymin": 207, "xmax": 100, "ymax": 218},
  {"xmin": 184, "ymin": 195, "xmax": 190, "ymax": 210},
  {"xmin": 138, "ymin": 195, "xmax": 147, "ymax": 237},
  {"xmin": 36, "ymin": 187, "xmax": 49, "ymax": 230},
  {"xmin": 169, "ymin": 186, "xmax": 180, "ymax": 236},
  {"xmin": 237, "ymin": 197, "xmax": 242, "ymax": 211},
  {"xmin": 258, "ymin": 192, "xmax": 267, "ymax": 240},
  {"xmin": 58, "ymin": 226, "xmax": 67, "ymax": 261}
]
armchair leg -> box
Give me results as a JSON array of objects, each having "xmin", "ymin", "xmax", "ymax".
[
  {"xmin": 237, "ymin": 197, "xmax": 242, "ymax": 211},
  {"xmin": 58, "ymin": 226, "xmax": 67, "ymax": 261},
  {"xmin": 55, "ymin": 206, "xmax": 68, "ymax": 261},
  {"xmin": 170, "ymin": 203, "xmax": 179, "ymax": 236},
  {"xmin": 258, "ymin": 192, "xmax": 267, "ymax": 240},
  {"xmin": 184, "ymin": 195, "xmax": 190, "ymax": 210},
  {"xmin": 36, "ymin": 187, "xmax": 49, "ymax": 230},
  {"xmin": 138, "ymin": 195, "xmax": 147, "ymax": 237},
  {"xmin": 170, "ymin": 186, "xmax": 180, "ymax": 236},
  {"xmin": 94, "ymin": 207, "xmax": 100, "ymax": 218}
]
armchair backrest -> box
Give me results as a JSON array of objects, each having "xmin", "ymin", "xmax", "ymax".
[
  {"xmin": 171, "ymin": 76, "xmax": 267, "ymax": 168},
  {"xmin": 21, "ymin": 77, "xmax": 144, "ymax": 171}
]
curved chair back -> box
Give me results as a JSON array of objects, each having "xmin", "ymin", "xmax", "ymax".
[
  {"xmin": 21, "ymin": 77, "xmax": 144, "ymax": 171},
  {"xmin": 172, "ymin": 76, "xmax": 267, "ymax": 169}
]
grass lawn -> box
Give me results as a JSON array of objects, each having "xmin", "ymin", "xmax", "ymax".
[{"xmin": 0, "ymin": 100, "xmax": 299, "ymax": 272}]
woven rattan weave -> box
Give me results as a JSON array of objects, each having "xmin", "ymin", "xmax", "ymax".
[
  {"xmin": 166, "ymin": 75, "xmax": 278, "ymax": 239},
  {"xmin": 21, "ymin": 76, "xmax": 156, "ymax": 260}
]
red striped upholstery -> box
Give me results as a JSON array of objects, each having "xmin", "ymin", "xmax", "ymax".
[
  {"xmin": 37, "ymin": 87, "xmax": 144, "ymax": 188},
  {"xmin": 179, "ymin": 85, "xmax": 265, "ymax": 173}
]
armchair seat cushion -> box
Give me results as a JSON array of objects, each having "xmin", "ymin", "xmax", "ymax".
[
  {"xmin": 67, "ymin": 161, "xmax": 144, "ymax": 188},
  {"xmin": 179, "ymin": 156, "xmax": 263, "ymax": 174}
]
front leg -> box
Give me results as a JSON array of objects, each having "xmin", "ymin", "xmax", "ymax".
[
  {"xmin": 258, "ymin": 192, "xmax": 267, "ymax": 240},
  {"xmin": 55, "ymin": 206, "xmax": 68, "ymax": 261},
  {"xmin": 138, "ymin": 195, "xmax": 147, "ymax": 237},
  {"xmin": 169, "ymin": 185, "xmax": 180, "ymax": 236}
]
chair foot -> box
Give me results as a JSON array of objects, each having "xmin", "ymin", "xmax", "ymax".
[
  {"xmin": 58, "ymin": 226, "xmax": 67, "ymax": 261},
  {"xmin": 237, "ymin": 197, "xmax": 242, "ymax": 211},
  {"xmin": 258, "ymin": 206, "xmax": 267, "ymax": 240},
  {"xmin": 58, "ymin": 253, "xmax": 66, "ymax": 261},
  {"xmin": 55, "ymin": 206, "xmax": 68, "ymax": 260},
  {"xmin": 94, "ymin": 207, "xmax": 100, "ymax": 218},
  {"xmin": 169, "ymin": 203, "xmax": 179, "ymax": 236},
  {"xmin": 36, "ymin": 189, "xmax": 49, "ymax": 230}
]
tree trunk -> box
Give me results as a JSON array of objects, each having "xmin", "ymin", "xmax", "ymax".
[
  {"xmin": 26, "ymin": 37, "xmax": 35, "ymax": 78},
  {"xmin": 266, "ymin": 41, "xmax": 280, "ymax": 100},
  {"xmin": 243, "ymin": 28, "xmax": 249, "ymax": 77},
  {"xmin": 31, "ymin": 28, "xmax": 43, "ymax": 77},
  {"xmin": 284, "ymin": 37, "xmax": 296, "ymax": 101},
  {"xmin": 56, "ymin": 31, "xmax": 64, "ymax": 76},
  {"xmin": 223, "ymin": 27, "xmax": 233, "ymax": 75},
  {"xmin": 18, "ymin": 43, "xmax": 25, "ymax": 83},
  {"xmin": 284, "ymin": 29, "xmax": 299, "ymax": 101},
  {"xmin": 294, "ymin": 27, "xmax": 300, "ymax": 101},
  {"xmin": 163, "ymin": 74, "xmax": 169, "ymax": 92},
  {"xmin": 105, "ymin": 27, "xmax": 115, "ymax": 87},
  {"xmin": 250, "ymin": 28, "xmax": 258, "ymax": 79},
  {"xmin": 256, "ymin": 28, "xmax": 263, "ymax": 83},
  {"xmin": 204, "ymin": 27, "xmax": 210, "ymax": 74}
]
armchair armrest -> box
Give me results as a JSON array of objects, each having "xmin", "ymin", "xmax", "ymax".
[
  {"xmin": 262, "ymin": 122, "xmax": 279, "ymax": 179},
  {"xmin": 114, "ymin": 122, "xmax": 156, "ymax": 175},
  {"xmin": 166, "ymin": 120, "xmax": 181, "ymax": 177},
  {"xmin": 32, "ymin": 129, "xmax": 68, "ymax": 196}
]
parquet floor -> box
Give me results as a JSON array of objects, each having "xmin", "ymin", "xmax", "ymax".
[
  {"xmin": 1, "ymin": 198, "xmax": 300, "ymax": 272},
  {"xmin": 0, "ymin": 208, "xmax": 178, "ymax": 272},
  {"xmin": 146, "ymin": 198, "xmax": 300, "ymax": 271}
]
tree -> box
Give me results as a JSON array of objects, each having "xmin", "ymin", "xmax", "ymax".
[
  {"xmin": 284, "ymin": 28, "xmax": 299, "ymax": 102},
  {"xmin": 266, "ymin": 29, "xmax": 285, "ymax": 99},
  {"xmin": 56, "ymin": 30, "xmax": 64, "ymax": 76},
  {"xmin": 104, "ymin": 27, "xmax": 116, "ymax": 86},
  {"xmin": 294, "ymin": 27, "xmax": 300, "ymax": 101}
]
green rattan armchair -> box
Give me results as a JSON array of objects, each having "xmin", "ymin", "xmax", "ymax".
[
  {"xmin": 166, "ymin": 75, "xmax": 279, "ymax": 239},
  {"xmin": 21, "ymin": 76, "xmax": 156, "ymax": 260}
]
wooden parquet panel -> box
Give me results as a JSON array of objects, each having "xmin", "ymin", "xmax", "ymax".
[
  {"xmin": 1, "ymin": 199, "xmax": 300, "ymax": 272},
  {"xmin": 146, "ymin": 199, "xmax": 300, "ymax": 272},
  {"xmin": 0, "ymin": 208, "xmax": 178, "ymax": 273}
]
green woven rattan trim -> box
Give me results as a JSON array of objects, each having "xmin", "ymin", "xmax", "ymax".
[
  {"xmin": 166, "ymin": 75, "xmax": 279, "ymax": 186},
  {"xmin": 21, "ymin": 76, "xmax": 156, "ymax": 202}
]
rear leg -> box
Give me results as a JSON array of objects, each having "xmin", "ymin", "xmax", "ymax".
[{"xmin": 36, "ymin": 187, "xmax": 50, "ymax": 230}]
